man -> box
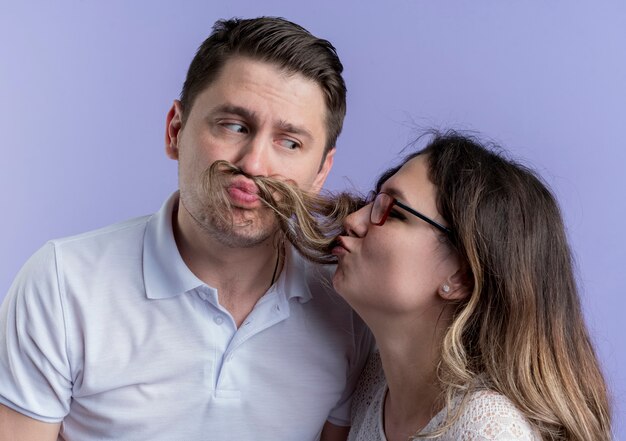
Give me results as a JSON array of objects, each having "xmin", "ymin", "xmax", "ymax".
[{"xmin": 0, "ymin": 17, "xmax": 371, "ymax": 440}]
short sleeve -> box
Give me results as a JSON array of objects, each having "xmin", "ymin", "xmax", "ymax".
[
  {"xmin": 448, "ymin": 390, "xmax": 540, "ymax": 440},
  {"xmin": 0, "ymin": 242, "xmax": 72, "ymax": 422},
  {"xmin": 326, "ymin": 311, "xmax": 375, "ymax": 426}
]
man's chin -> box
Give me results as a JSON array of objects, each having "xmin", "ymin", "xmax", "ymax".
[
  {"xmin": 217, "ymin": 229, "xmax": 276, "ymax": 248},
  {"xmin": 209, "ymin": 218, "xmax": 279, "ymax": 249}
]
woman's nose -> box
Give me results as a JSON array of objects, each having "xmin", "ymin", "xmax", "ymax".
[{"xmin": 343, "ymin": 204, "xmax": 370, "ymax": 238}]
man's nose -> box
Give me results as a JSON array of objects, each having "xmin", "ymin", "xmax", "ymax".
[
  {"xmin": 234, "ymin": 136, "xmax": 270, "ymax": 177},
  {"xmin": 343, "ymin": 204, "xmax": 370, "ymax": 238}
]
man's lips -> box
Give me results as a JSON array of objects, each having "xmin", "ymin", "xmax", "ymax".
[{"xmin": 227, "ymin": 179, "xmax": 260, "ymax": 206}]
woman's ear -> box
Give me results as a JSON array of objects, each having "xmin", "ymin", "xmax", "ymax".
[{"xmin": 438, "ymin": 267, "xmax": 472, "ymax": 301}]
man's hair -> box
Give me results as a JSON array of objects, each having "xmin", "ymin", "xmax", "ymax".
[{"xmin": 180, "ymin": 17, "xmax": 347, "ymax": 153}]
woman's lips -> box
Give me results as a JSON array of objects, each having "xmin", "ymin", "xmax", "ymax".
[{"xmin": 331, "ymin": 237, "xmax": 350, "ymax": 256}]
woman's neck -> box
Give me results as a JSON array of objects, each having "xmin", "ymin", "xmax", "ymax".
[{"xmin": 367, "ymin": 309, "xmax": 450, "ymax": 441}]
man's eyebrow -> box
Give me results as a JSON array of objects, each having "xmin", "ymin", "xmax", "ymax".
[
  {"xmin": 275, "ymin": 120, "xmax": 313, "ymax": 140},
  {"xmin": 210, "ymin": 105, "xmax": 313, "ymax": 140},
  {"xmin": 212, "ymin": 104, "xmax": 257, "ymax": 121}
]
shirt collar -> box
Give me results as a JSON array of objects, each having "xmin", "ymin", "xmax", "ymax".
[
  {"xmin": 143, "ymin": 192, "xmax": 204, "ymax": 299},
  {"xmin": 278, "ymin": 244, "xmax": 313, "ymax": 304},
  {"xmin": 143, "ymin": 192, "xmax": 315, "ymax": 303}
]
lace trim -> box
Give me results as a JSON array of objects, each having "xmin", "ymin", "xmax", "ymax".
[{"xmin": 348, "ymin": 351, "xmax": 540, "ymax": 440}]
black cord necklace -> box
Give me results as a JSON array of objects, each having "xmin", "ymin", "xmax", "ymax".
[{"xmin": 269, "ymin": 246, "xmax": 281, "ymax": 287}]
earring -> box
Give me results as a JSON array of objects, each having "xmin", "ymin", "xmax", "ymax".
[{"xmin": 442, "ymin": 284, "xmax": 450, "ymax": 294}]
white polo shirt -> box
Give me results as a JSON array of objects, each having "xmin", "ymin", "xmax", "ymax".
[{"xmin": 0, "ymin": 193, "xmax": 372, "ymax": 440}]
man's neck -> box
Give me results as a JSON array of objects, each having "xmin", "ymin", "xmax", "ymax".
[{"xmin": 172, "ymin": 201, "xmax": 283, "ymax": 327}]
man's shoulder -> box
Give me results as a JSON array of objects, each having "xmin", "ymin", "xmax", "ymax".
[
  {"xmin": 49, "ymin": 214, "xmax": 152, "ymax": 250},
  {"xmin": 299, "ymin": 261, "xmax": 351, "ymax": 310},
  {"xmin": 8, "ymin": 214, "xmax": 154, "ymax": 295},
  {"xmin": 302, "ymin": 260, "xmax": 335, "ymax": 292},
  {"xmin": 16, "ymin": 214, "xmax": 155, "ymax": 285},
  {"xmin": 287, "ymin": 251, "xmax": 370, "ymax": 337},
  {"xmin": 284, "ymin": 246, "xmax": 335, "ymax": 299}
]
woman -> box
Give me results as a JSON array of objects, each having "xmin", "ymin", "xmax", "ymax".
[
  {"xmin": 329, "ymin": 133, "xmax": 612, "ymax": 440},
  {"xmin": 208, "ymin": 131, "xmax": 612, "ymax": 439}
]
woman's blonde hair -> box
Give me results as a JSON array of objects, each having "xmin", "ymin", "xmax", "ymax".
[
  {"xmin": 419, "ymin": 132, "xmax": 611, "ymax": 440},
  {"xmin": 202, "ymin": 159, "xmax": 360, "ymax": 263},
  {"xmin": 220, "ymin": 131, "xmax": 612, "ymax": 440}
]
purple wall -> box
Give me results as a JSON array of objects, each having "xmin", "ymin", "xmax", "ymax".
[{"xmin": 1, "ymin": 0, "xmax": 624, "ymax": 436}]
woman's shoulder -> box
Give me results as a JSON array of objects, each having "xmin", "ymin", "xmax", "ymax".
[
  {"xmin": 441, "ymin": 389, "xmax": 540, "ymax": 440},
  {"xmin": 356, "ymin": 350, "xmax": 385, "ymax": 390},
  {"xmin": 348, "ymin": 350, "xmax": 387, "ymax": 441},
  {"xmin": 351, "ymin": 350, "xmax": 386, "ymax": 415}
]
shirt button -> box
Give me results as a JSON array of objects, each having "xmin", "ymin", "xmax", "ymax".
[{"xmin": 214, "ymin": 315, "xmax": 224, "ymax": 325}]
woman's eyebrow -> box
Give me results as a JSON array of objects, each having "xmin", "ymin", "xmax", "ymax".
[{"xmin": 380, "ymin": 184, "xmax": 409, "ymax": 203}]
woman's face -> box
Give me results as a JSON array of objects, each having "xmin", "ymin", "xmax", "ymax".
[{"xmin": 332, "ymin": 155, "xmax": 461, "ymax": 316}]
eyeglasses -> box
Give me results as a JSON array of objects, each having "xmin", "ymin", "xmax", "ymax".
[{"xmin": 369, "ymin": 192, "xmax": 452, "ymax": 235}]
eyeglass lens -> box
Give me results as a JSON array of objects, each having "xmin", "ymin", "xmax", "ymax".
[{"xmin": 371, "ymin": 193, "xmax": 392, "ymax": 225}]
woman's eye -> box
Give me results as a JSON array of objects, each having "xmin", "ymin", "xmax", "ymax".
[
  {"xmin": 388, "ymin": 209, "xmax": 406, "ymax": 220},
  {"xmin": 222, "ymin": 123, "xmax": 248, "ymax": 134},
  {"xmin": 278, "ymin": 139, "xmax": 300, "ymax": 150}
]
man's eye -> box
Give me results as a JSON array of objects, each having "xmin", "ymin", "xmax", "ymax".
[
  {"xmin": 223, "ymin": 123, "xmax": 248, "ymax": 134},
  {"xmin": 278, "ymin": 139, "xmax": 300, "ymax": 150}
]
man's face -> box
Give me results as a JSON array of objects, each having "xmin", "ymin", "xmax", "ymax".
[{"xmin": 166, "ymin": 56, "xmax": 335, "ymax": 248}]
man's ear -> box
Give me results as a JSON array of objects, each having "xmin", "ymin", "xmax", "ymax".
[
  {"xmin": 165, "ymin": 100, "xmax": 184, "ymax": 160},
  {"xmin": 310, "ymin": 147, "xmax": 335, "ymax": 194},
  {"xmin": 438, "ymin": 267, "xmax": 473, "ymax": 301}
]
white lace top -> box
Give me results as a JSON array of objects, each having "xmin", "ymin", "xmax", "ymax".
[{"xmin": 348, "ymin": 351, "xmax": 540, "ymax": 440}]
